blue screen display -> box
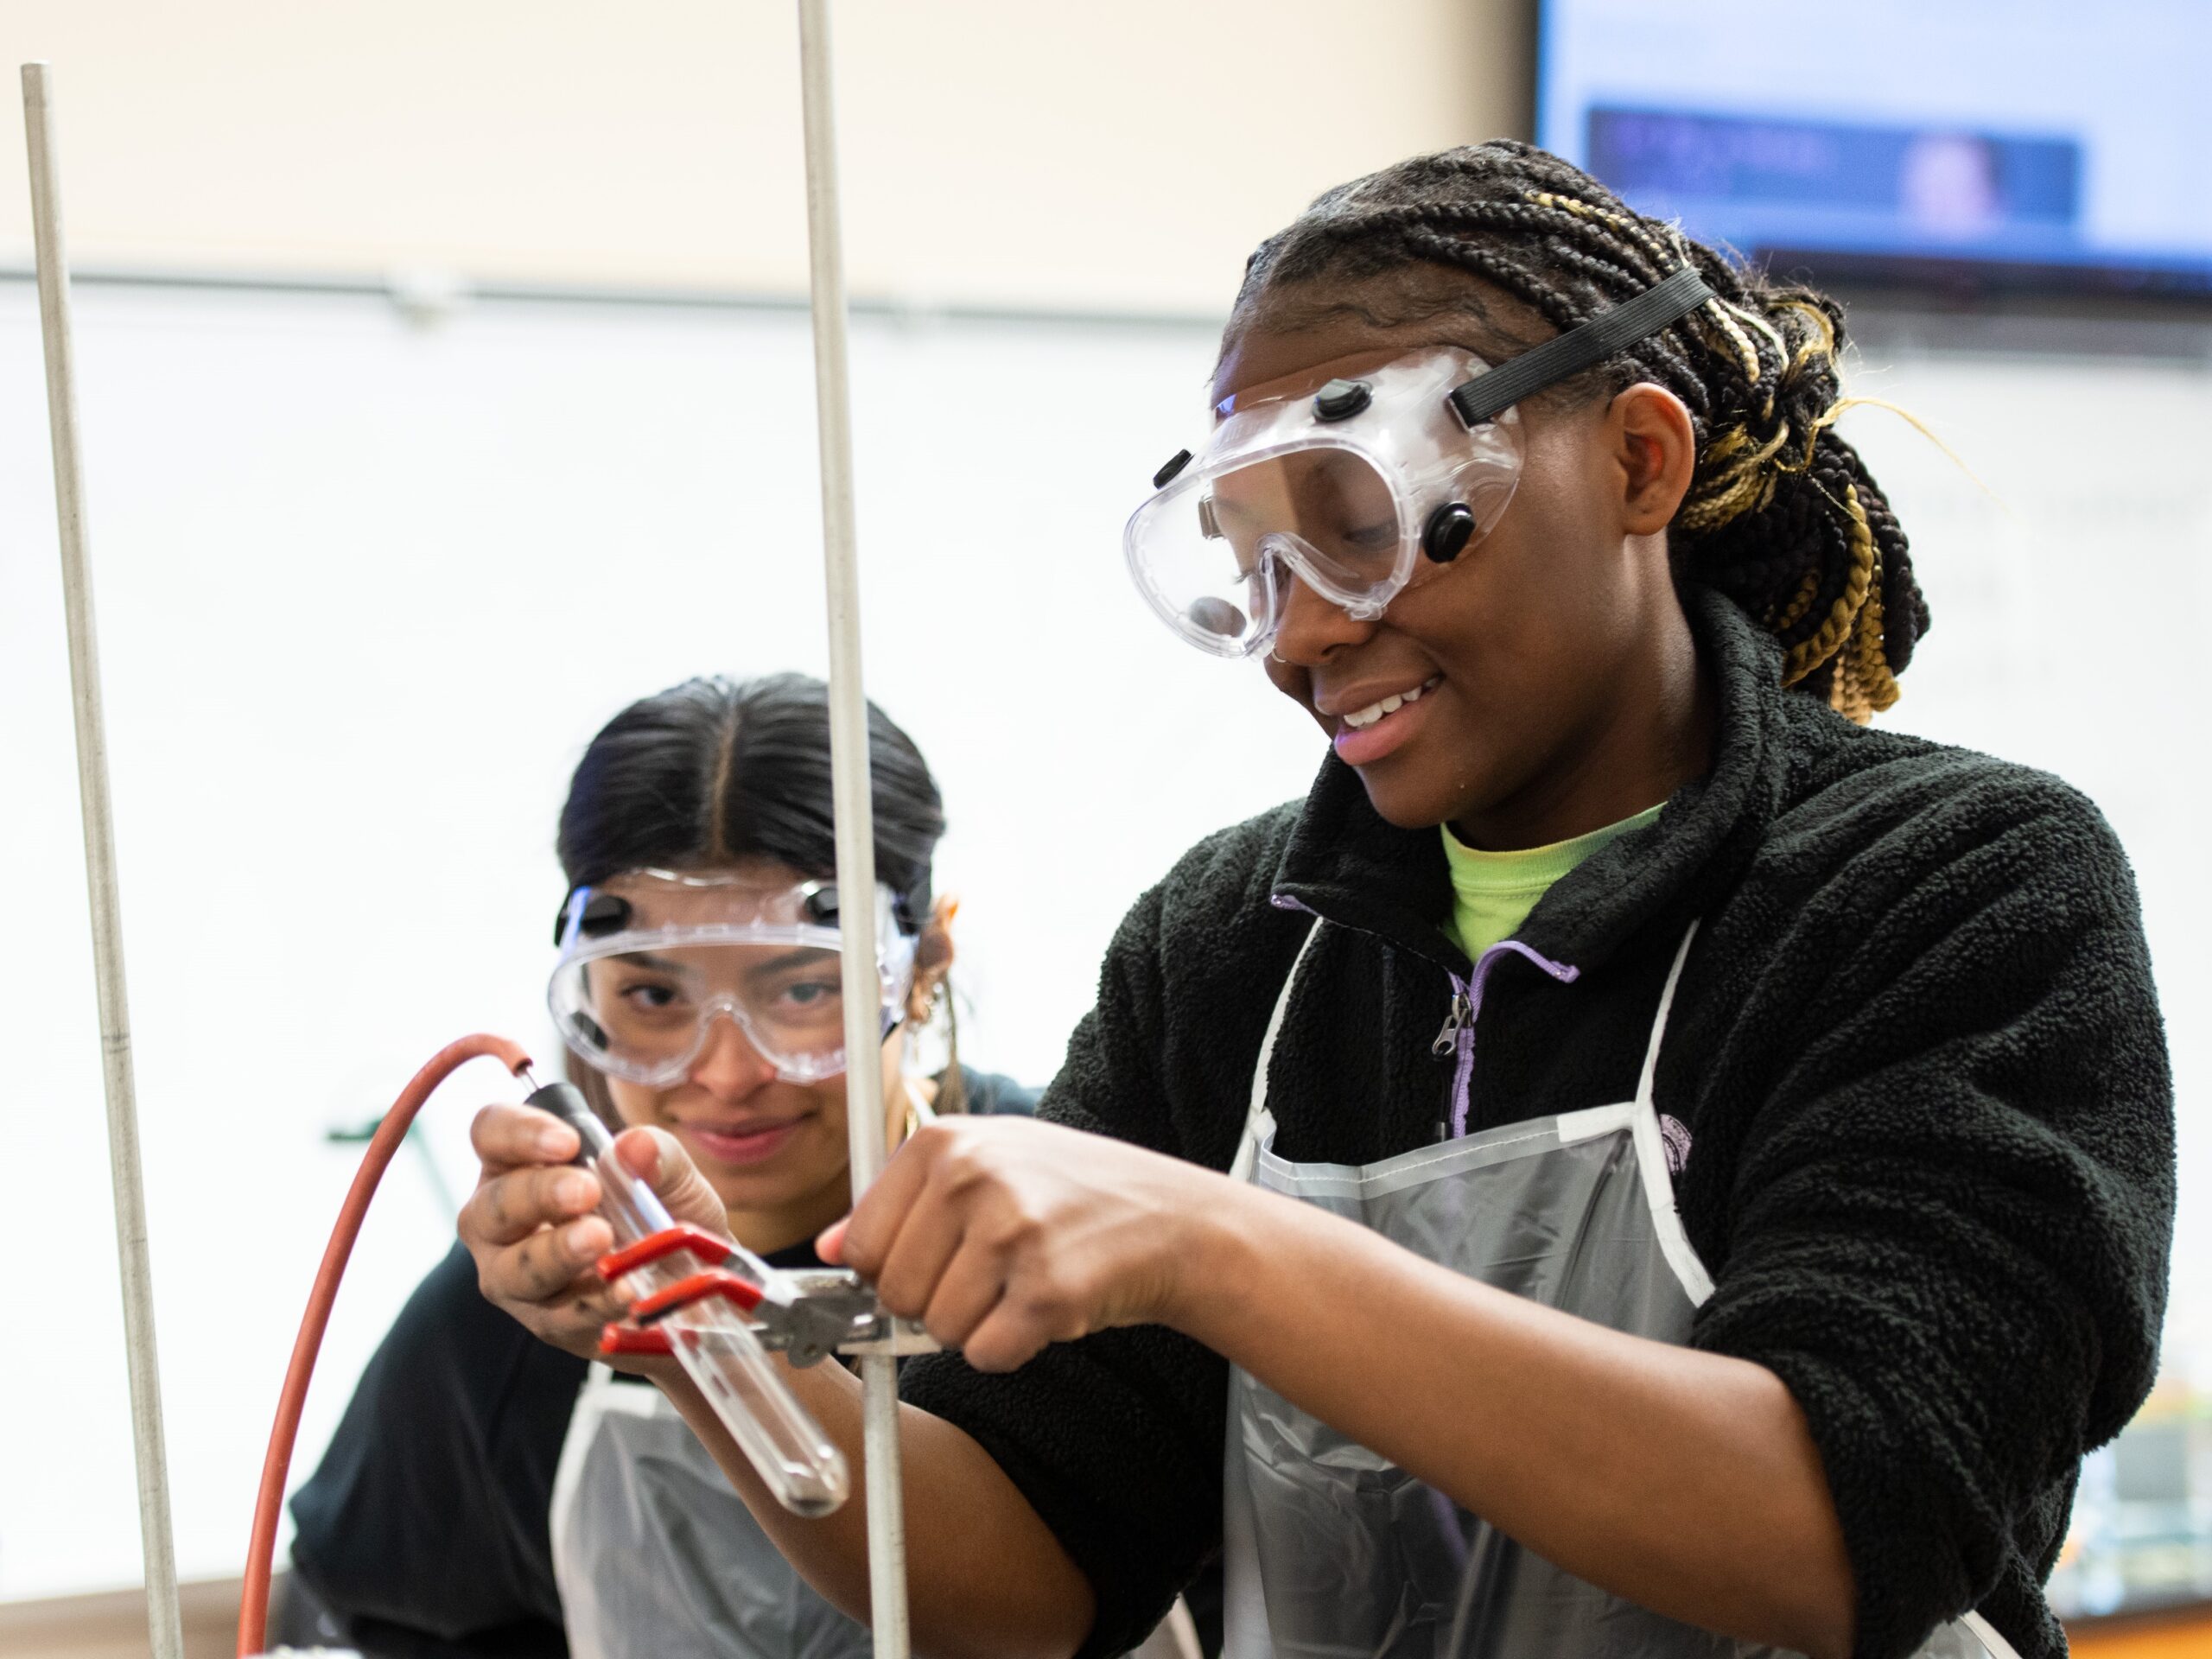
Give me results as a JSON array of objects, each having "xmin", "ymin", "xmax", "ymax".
[{"xmin": 1537, "ymin": 0, "xmax": 2212, "ymax": 296}]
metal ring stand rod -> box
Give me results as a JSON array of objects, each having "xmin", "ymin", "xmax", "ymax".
[
  {"xmin": 20, "ymin": 60, "xmax": 187, "ymax": 1659},
  {"xmin": 792, "ymin": 7, "xmax": 912, "ymax": 1658}
]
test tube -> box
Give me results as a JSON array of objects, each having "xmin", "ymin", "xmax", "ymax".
[{"xmin": 527, "ymin": 1080, "xmax": 850, "ymax": 1516}]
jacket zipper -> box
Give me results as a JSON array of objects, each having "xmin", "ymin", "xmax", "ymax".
[
  {"xmin": 1274, "ymin": 892, "xmax": 1581, "ymax": 1142},
  {"xmin": 1431, "ymin": 988, "xmax": 1473, "ymax": 1057},
  {"xmin": 1441, "ymin": 941, "xmax": 1582, "ymax": 1139}
]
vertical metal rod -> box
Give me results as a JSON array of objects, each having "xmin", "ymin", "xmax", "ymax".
[
  {"xmin": 792, "ymin": 7, "xmax": 911, "ymax": 1659},
  {"xmin": 20, "ymin": 60, "xmax": 185, "ymax": 1659}
]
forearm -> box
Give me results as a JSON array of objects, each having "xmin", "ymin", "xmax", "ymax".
[
  {"xmin": 1174, "ymin": 1178, "xmax": 1853, "ymax": 1659},
  {"xmin": 658, "ymin": 1355, "xmax": 1093, "ymax": 1659}
]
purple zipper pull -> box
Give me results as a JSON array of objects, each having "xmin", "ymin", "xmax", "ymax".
[{"xmin": 1445, "ymin": 943, "xmax": 1580, "ymax": 1139}]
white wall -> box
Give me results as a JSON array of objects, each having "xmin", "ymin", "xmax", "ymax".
[
  {"xmin": 1, "ymin": 281, "xmax": 2204, "ymax": 1599},
  {"xmin": 0, "ymin": 279, "xmax": 1329, "ymax": 1594}
]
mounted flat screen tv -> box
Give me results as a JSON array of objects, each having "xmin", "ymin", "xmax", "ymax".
[{"xmin": 1536, "ymin": 0, "xmax": 2212, "ymax": 299}]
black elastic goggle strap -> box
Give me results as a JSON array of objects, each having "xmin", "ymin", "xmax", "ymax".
[
  {"xmin": 814, "ymin": 880, "xmax": 929, "ymax": 938},
  {"xmin": 553, "ymin": 889, "xmax": 634, "ymax": 946},
  {"xmin": 1446, "ymin": 265, "xmax": 1715, "ymax": 429}
]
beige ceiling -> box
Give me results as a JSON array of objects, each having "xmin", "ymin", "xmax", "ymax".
[{"xmin": 1, "ymin": 1, "xmax": 1529, "ymax": 315}]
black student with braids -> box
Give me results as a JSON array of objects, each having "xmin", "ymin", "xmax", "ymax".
[
  {"xmin": 1236, "ymin": 143, "xmax": 1927, "ymax": 721},
  {"xmin": 465, "ymin": 145, "xmax": 2173, "ymax": 1659}
]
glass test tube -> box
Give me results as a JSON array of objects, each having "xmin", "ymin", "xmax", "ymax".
[{"xmin": 528, "ymin": 1080, "xmax": 850, "ymax": 1516}]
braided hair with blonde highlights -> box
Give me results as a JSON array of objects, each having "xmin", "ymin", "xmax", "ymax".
[{"xmin": 1226, "ymin": 141, "xmax": 1927, "ymax": 721}]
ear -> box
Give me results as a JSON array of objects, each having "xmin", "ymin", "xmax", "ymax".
[
  {"xmin": 1607, "ymin": 383, "xmax": 1698, "ymax": 537},
  {"xmin": 906, "ymin": 893, "xmax": 958, "ymax": 1021}
]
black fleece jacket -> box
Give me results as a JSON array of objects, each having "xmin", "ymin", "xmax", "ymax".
[{"xmin": 899, "ymin": 587, "xmax": 2176, "ymax": 1659}]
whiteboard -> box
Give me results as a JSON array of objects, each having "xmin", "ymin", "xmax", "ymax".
[{"xmin": 0, "ymin": 282, "xmax": 2203, "ymax": 1596}]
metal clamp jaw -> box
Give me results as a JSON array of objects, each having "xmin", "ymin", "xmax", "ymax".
[
  {"xmin": 595, "ymin": 1224, "xmax": 939, "ymax": 1369},
  {"xmin": 760, "ymin": 1269, "xmax": 942, "ymax": 1365}
]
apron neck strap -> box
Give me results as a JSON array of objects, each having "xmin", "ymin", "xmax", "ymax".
[
  {"xmin": 1230, "ymin": 918, "xmax": 1325, "ymax": 1183},
  {"xmin": 1636, "ymin": 921, "xmax": 1701, "ymax": 1109}
]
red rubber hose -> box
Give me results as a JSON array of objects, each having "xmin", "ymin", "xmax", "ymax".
[{"xmin": 238, "ymin": 1033, "xmax": 533, "ymax": 1657}]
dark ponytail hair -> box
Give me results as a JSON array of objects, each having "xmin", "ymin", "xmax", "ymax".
[
  {"xmin": 557, "ymin": 673, "xmax": 966, "ymax": 1110},
  {"xmin": 1227, "ymin": 141, "xmax": 1928, "ymax": 723}
]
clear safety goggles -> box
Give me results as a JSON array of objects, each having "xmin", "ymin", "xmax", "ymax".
[
  {"xmin": 1123, "ymin": 266, "xmax": 1715, "ymax": 658},
  {"xmin": 547, "ymin": 868, "xmax": 918, "ymax": 1087}
]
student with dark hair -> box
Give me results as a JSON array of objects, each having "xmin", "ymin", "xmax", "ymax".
[
  {"xmin": 464, "ymin": 143, "xmax": 2175, "ymax": 1659},
  {"xmin": 280, "ymin": 673, "xmax": 1038, "ymax": 1659}
]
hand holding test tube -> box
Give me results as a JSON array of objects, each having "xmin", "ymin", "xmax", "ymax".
[{"xmin": 526, "ymin": 1078, "xmax": 851, "ymax": 1516}]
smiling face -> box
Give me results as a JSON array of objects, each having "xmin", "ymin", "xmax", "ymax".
[
  {"xmin": 594, "ymin": 860, "xmax": 950, "ymax": 1255},
  {"xmin": 1217, "ymin": 272, "xmax": 1712, "ymax": 848}
]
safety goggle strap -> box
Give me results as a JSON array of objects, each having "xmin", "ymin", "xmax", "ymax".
[
  {"xmin": 1446, "ymin": 266, "xmax": 1715, "ymax": 429},
  {"xmin": 553, "ymin": 879, "xmax": 890, "ymax": 949}
]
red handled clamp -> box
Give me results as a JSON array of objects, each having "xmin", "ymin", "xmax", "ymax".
[
  {"xmin": 597, "ymin": 1222, "xmax": 747, "ymax": 1284},
  {"xmin": 592, "ymin": 1224, "xmax": 929, "ymax": 1367},
  {"xmin": 594, "ymin": 1224, "xmax": 765, "ymax": 1359}
]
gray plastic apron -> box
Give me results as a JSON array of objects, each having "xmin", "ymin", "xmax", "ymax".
[
  {"xmin": 549, "ymin": 1363, "xmax": 870, "ymax": 1659},
  {"xmin": 545, "ymin": 1083, "xmax": 1201, "ymax": 1659},
  {"xmin": 547, "ymin": 1096, "xmax": 961, "ymax": 1659},
  {"xmin": 543, "ymin": 1104, "xmax": 957, "ymax": 1659},
  {"xmin": 1221, "ymin": 920, "xmax": 2022, "ymax": 1659}
]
